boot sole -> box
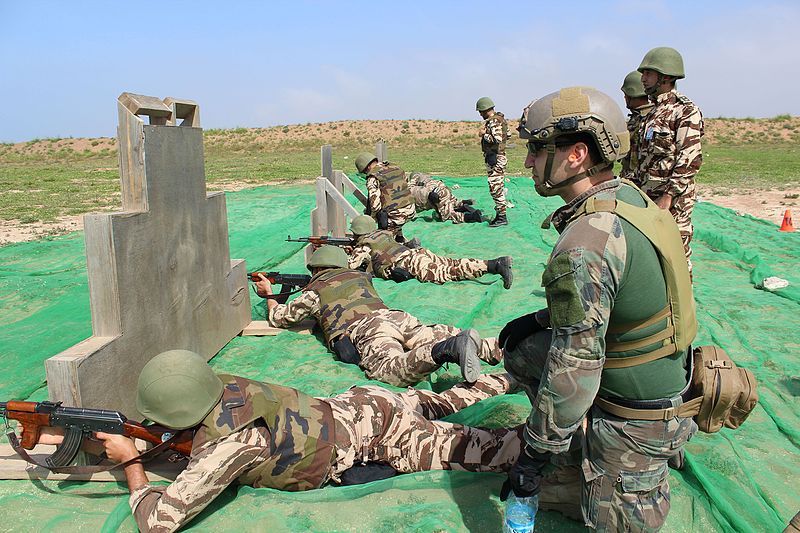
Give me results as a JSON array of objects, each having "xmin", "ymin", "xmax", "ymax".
[{"xmin": 459, "ymin": 329, "xmax": 482, "ymax": 383}]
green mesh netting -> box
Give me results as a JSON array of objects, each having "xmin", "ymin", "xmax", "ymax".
[{"xmin": 0, "ymin": 176, "xmax": 798, "ymax": 532}]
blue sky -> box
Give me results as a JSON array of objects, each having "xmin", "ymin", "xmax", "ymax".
[{"xmin": 1, "ymin": 0, "xmax": 797, "ymax": 142}]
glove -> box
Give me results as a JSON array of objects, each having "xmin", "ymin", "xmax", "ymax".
[
  {"xmin": 498, "ymin": 310, "xmax": 547, "ymax": 352},
  {"xmin": 376, "ymin": 209, "xmax": 389, "ymax": 230},
  {"xmin": 389, "ymin": 267, "xmax": 414, "ymax": 282},
  {"xmin": 500, "ymin": 448, "xmax": 550, "ymax": 501},
  {"xmin": 427, "ymin": 190, "xmax": 441, "ymax": 205}
]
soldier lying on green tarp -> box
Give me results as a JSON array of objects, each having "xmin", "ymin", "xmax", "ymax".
[{"xmin": 22, "ymin": 350, "xmax": 522, "ymax": 533}]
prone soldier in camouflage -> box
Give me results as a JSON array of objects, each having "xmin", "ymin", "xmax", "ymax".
[
  {"xmin": 355, "ymin": 152, "xmax": 416, "ymax": 242},
  {"xmin": 499, "ymin": 87, "xmax": 697, "ymax": 532},
  {"xmin": 256, "ymin": 245, "xmax": 504, "ymax": 386},
  {"xmin": 635, "ymin": 47, "xmax": 704, "ymax": 274},
  {"xmin": 347, "ymin": 215, "xmax": 513, "ymax": 288},
  {"xmin": 27, "ymin": 350, "xmax": 523, "ymax": 532},
  {"xmin": 407, "ymin": 171, "xmax": 483, "ymax": 224},
  {"xmin": 619, "ymin": 71, "xmax": 654, "ymax": 183},
  {"xmin": 476, "ymin": 97, "xmax": 510, "ymax": 227}
]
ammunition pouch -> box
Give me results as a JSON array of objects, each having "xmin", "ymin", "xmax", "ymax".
[
  {"xmin": 389, "ymin": 267, "xmax": 414, "ymax": 283},
  {"xmin": 376, "ymin": 210, "xmax": 389, "ymax": 230}
]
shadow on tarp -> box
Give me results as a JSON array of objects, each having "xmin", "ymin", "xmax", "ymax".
[{"xmin": 0, "ymin": 177, "xmax": 798, "ymax": 532}]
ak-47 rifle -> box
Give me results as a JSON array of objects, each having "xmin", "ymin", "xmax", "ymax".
[
  {"xmin": 286, "ymin": 235, "xmax": 355, "ymax": 247},
  {"xmin": 246, "ymin": 271, "xmax": 312, "ymax": 304},
  {"xmin": 1, "ymin": 400, "xmax": 193, "ymax": 469}
]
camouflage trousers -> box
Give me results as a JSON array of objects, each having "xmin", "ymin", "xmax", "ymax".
[
  {"xmin": 436, "ymin": 190, "xmax": 466, "ymax": 223},
  {"xmin": 348, "ymin": 308, "xmax": 503, "ymax": 387},
  {"xmin": 644, "ymin": 182, "xmax": 696, "ymax": 275},
  {"xmin": 395, "ymin": 249, "xmax": 488, "ymax": 284},
  {"xmin": 504, "ymin": 330, "xmax": 697, "ymax": 532},
  {"xmin": 486, "ymin": 154, "xmax": 508, "ymax": 215},
  {"xmin": 385, "ymin": 204, "xmax": 417, "ymax": 241},
  {"xmin": 325, "ymin": 373, "xmax": 522, "ymax": 480}
]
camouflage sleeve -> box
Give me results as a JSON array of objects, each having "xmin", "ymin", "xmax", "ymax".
[
  {"xmin": 525, "ymin": 213, "xmax": 626, "ymax": 454},
  {"xmin": 667, "ymin": 104, "xmax": 703, "ymax": 197},
  {"xmin": 129, "ymin": 427, "xmax": 271, "ymax": 533},
  {"xmin": 482, "ymin": 117, "xmax": 504, "ymax": 145},
  {"xmin": 366, "ymin": 175, "xmax": 382, "ymax": 215},
  {"xmin": 347, "ymin": 245, "xmax": 371, "ymax": 270},
  {"xmin": 268, "ymin": 290, "xmax": 320, "ymax": 327}
]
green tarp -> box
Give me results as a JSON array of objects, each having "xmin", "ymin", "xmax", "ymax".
[{"xmin": 0, "ymin": 176, "xmax": 798, "ymax": 532}]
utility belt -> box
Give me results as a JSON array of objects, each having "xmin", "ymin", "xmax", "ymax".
[{"xmin": 595, "ymin": 346, "xmax": 758, "ymax": 433}]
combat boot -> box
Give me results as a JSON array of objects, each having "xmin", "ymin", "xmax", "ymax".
[
  {"xmin": 455, "ymin": 199, "xmax": 475, "ymax": 212},
  {"xmin": 431, "ymin": 329, "xmax": 482, "ymax": 383},
  {"xmin": 488, "ymin": 211, "xmax": 508, "ymax": 227},
  {"xmin": 487, "ymin": 256, "xmax": 513, "ymax": 289},
  {"xmin": 463, "ymin": 208, "xmax": 483, "ymax": 223}
]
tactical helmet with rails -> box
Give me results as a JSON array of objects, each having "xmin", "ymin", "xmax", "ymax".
[
  {"xmin": 136, "ymin": 350, "xmax": 224, "ymax": 429},
  {"xmin": 355, "ymin": 152, "xmax": 378, "ymax": 174},
  {"xmin": 638, "ymin": 47, "xmax": 685, "ymax": 79},
  {"xmin": 307, "ymin": 244, "xmax": 349, "ymax": 270},
  {"xmin": 351, "ymin": 214, "xmax": 377, "ymax": 235},
  {"xmin": 621, "ymin": 70, "xmax": 647, "ymax": 98},
  {"xmin": 476, "ymin": 97, "xmax": 495, "ymax": 112},
  {"xmin": 518, "ymin": 86, "xmax": 629, "ymax": 196}
]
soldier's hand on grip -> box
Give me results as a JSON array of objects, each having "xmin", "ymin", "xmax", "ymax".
[{"xmin": 500, "ymin": 447, "xmax": 550, "ymax": 500}]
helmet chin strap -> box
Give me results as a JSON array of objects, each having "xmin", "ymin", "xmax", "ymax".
[
  {"xmin": 535, "ymin": 142, "xmax": 610, "ymax": 197},
  {"xmin": 645, "ymin": 72, "xmax": 666, "ymax": 96}
]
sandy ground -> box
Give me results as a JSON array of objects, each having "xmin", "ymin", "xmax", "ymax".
[{"xmin": 2, "ymin": 185, "xmax": 796, "ymax": 246}]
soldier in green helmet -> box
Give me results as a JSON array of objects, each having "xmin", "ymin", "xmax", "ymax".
[
  {"xmin": 476, "ymin": 97, "xmax": 511, "ymax": 227},
  {"xmin": 346, "ymin": 214, "xmax": 513, "ymax": 287},
  {"xmin": 354, "ymin": 151, "xmax": 416, "ymax": 242},
  {"xmin": 255, "ymin": 245, "xmax": 505, "ymax": 386},
  {"xmin": 619, "ymin": 70, "xmax": 654, "ymax": 182},
  {"xmin": 635, "ymin": 46, "xmax": 704, "ymax": 275},
  {"xmin": 24, "ymin": 349, "xmax": 523, "ymax": 531},
  {"xmin": 497, "ymin": 87, "xmax": 697, "ymax": 531}
]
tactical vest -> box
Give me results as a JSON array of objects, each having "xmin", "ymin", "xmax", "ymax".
[
  {"xmin": 568, "ymin": 181, "xmax": 697, "ymax": 399},
  {"xmin": 481, "ymin": 112, "xmax": 508, "ymax": 155},
  {"xmin": 372, "ymin": 163, "xmax": 413, "ymax": 212},
  {"xmin": 357, "ymin": 230, "xmax": 410, "ymax": 277},
  {"xmin": 306, "ymin": 268, "xmax": 387, "ymax": 345},
  {"xmin": 193, "ymin": 374, "xmax": 337, "ymax": 491}
]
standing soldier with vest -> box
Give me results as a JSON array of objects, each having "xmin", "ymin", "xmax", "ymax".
[
  {"xmin": 255, "ymin": 246, "xmax": 504, "ymax": 386},
  {"xmin": 619, "ymin": 71, "xmax": 654, "ymax": 184},
  {"xmin": 476, "ymin": 97, "xmax": 510, "ymax": 227},
  {"xmin": 635, "ymin": 47, "xmax": 704, "ymax": 275},
  {"xmin": 346, "ymin": 215, "xmax": 512, "ymax": 287},
  {"xmin": 25, "ymin": 350, "xmax": 523, "ymax": 532},
  {"xmin": 354, "ymin": 152, "xmax": 416, "ymax": 242},
  {"xmin": 407, "ymin": 172, "xmax": 483, "ymax": 224},
  {"xmin": 499, "ymin": 87, "xmax": 697, "ymax": 531}
]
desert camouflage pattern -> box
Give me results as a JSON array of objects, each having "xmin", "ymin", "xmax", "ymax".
[
  {"xmin": 636, "ymin": 89, "xmax": 703, "ymax": 272},
  {"xmin": 620, "ymin": 102, "xmax": 654, "ymax": 182},
  {"xmin": 349, "ymin": 308, "xmax": 503, "ymax": 386},
  {"xmin": 327, "ymin": 373, "xmax": 522, "ymax": 478},
  {"xmin": 408, "ymin": 173, "xmax": 466, "ymax": 223},
  {"xmin": 481, "ymin": 112, "xmax": 509, "ymax": 214},
  {"xmin": 348, "ymin": 229, "xmax": 489, "ymax": 285},
  {"xmin": 504, "ymin": 179, "xmax": 696, "ymax": 531},
  {"xmin": 130, "ymin": 374, "xmax": 519, "ymax": 533},
  {"xmin": 366, "ymin": 162, "xmax": 416, "ymax": 233}
]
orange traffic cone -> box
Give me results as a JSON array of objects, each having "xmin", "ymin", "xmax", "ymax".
[{"xmin": 780, "ymin": 209, "xmax": 795, "ymax": 232}]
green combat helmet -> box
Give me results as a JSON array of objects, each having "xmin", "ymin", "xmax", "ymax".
[
  {"xmin": 637, "ymin": 46, "xmax": 685, "ymax": 79},
  {"xmin": 518, "ymin": 86, "xmax": 629, "ymax": 196},
  {"xmin": 136, "ymin": 350, "xmax": 224, "ymax": 430},
  {"xmin": 621, "ymin": 70, "xmax": 647, "ymax": 98},
  {"xmin": 355, "ymin": 152, "xmax": 378, "ymax": 174},
  {"xmin": 476, "ymin": 97, "xmax": 495, "ymax": 112},
  {"xmin": 307, "ymin": 244, "xmax": 349, "ymax": 269},
  {"xmin": 351, "ymin": 214, "xmax": 377, "ymax": 235}
]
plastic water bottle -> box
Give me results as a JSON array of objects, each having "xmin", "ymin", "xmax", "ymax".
[{"xmin": 503, "ymin": 493, "xmax": 538, "ymax": 533}]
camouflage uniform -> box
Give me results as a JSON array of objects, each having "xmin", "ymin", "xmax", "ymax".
[
  {"xmin": 619, "ymin": 102, "xmax": 654, "ymax": 183},
  {"xmin": 481, "ymin": 112, "xmax": 509, "ymax": 215},
  {"xmin": 635, "ymin": 89, "xmax": 703, "ymax": 273},
  {"xmin": 365, "ymin": 161, "xmax": 416, "ymax": 239},
  {"xmin": 504, "ymin": 179, "xmax": 696, "ymax": 532},
  {"xmin": 268, "ymin": 269, "xmax": 503, "ymax": 386},
  {"xmin": 348, "ymin": 229, "xmax": 490, "ymax": 285},
  {"xmin": 129, "ymin": 373, "xmax": 521, "ymax": 532},
  {"xmin": 408, "ymin": 173, "xmax": 467, "ymax": 223}
]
